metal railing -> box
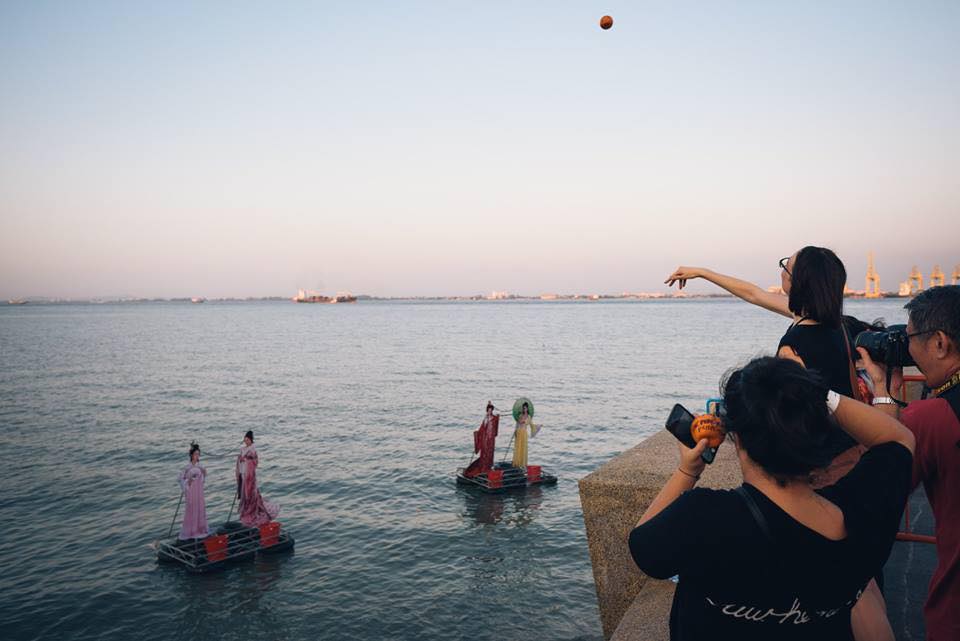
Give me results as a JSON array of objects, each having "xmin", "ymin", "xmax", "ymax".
[{"xmin": 157, "ymin": 527, "xmax": 264, "ymax": 570}]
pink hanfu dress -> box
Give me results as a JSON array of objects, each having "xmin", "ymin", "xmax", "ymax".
[
  {"xmin": 236, "ymin": 444, "xmax": 279, "ymax": 527},
  {"xmin": 178, "ymin": 463, "xmax": 209, "ymax": 540}
]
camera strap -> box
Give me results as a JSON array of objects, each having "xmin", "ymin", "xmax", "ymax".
[
  {"xmin": 885, "ymin": 367, "xmax": 909, "ymax": 408},
  {"xmin": 940, "ymin": 380, "xmax": 960, "ymax": 423},
  {"xmin": 840, "ymin": 323, "xmax": 865, "ymax": 403},
  {"xmin": 735, "ymin": 486, "xmax": 773, "ymax": 543}
]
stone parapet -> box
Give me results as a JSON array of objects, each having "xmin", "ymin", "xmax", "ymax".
[{"xmin": 578, "ymin": 430, "xmax": 742, "ymax": 640}]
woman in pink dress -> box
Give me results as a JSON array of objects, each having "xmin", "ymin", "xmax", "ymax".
[
  {"xmin": 236, "ymin": 430, "xmax": 279, "ymax": 527},
  {"xmin": 178, "ymin": 443, "xmax": 209, "ymax": 540}
]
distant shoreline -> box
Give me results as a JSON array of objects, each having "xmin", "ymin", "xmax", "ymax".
[{"xmin": 3, "ymin": 293, "xmax": 911, "ymax": 305}]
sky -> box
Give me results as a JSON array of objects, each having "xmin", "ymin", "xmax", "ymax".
[{"xmin": 1, "ymin": 1, "xmax": 958, "ymax": 298}]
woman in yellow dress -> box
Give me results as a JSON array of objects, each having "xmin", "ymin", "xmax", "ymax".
[{"xmin": 511, "ymin": 402, "xmax": 540, "ymax": 468}]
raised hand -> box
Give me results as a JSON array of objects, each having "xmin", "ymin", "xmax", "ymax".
[
  {"xmin": 856, "ymin": 347, "xmax": 904, "ymax": 398},
  {"xmin": 664, "ymin": 266, "xmax": 705, "ymax": 289}
]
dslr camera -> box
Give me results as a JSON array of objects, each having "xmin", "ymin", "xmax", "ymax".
[{"xmin": 854, "ymin": 324, "xmax": 915, "ymax": 367}]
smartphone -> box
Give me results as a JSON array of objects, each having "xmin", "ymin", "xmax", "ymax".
[{"xmin": 665, "ymin": 403, "xmax": 717, "ymax": 464}]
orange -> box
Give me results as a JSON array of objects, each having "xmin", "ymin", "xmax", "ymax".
[{"xmin": 691, "ymin": 415, "xmax": 725, "ymax": 448}]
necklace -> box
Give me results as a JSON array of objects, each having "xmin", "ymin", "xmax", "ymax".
[{"xmin": 933, "ymin": 370, "xmax": 960, "ymax": 397}]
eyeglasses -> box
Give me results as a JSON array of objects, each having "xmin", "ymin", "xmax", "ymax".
[
  {"xmin": 778, "ymin": 257, "xmax": 791, "ymax": 276},
  {"xmin": 906, "ymin": 329, "xmax": 937, "ymax": 341}
]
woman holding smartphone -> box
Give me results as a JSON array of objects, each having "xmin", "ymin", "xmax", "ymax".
[{"xmin": 630, "ymin": 357, "xmax": 913, "ymax": 641}]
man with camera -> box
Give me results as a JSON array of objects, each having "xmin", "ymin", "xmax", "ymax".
[{"xmin": 856, "ymin": 285, "xmax": 960, "ymax": 641}]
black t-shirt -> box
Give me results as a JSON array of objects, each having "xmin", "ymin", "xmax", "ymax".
[
  {"xmin": 778, "ymin": 323, "xmax": 857, "ymax": 455},
  {"xmin": 629, "ymin": 442, "xmax": 913, "ymax": 641}
]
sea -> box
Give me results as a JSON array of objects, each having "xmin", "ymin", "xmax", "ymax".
[{"xmin": 0, "ymin": 298, "xmax": 910, "ymax": 641}]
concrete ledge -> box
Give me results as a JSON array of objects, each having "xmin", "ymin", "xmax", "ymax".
[
  {"xmin": 578, "ymin": 430, "xmax": 742, "ymax": 639},
  {"xmin": 610, "ymin": 580, "xmax": 676, "ymax": 641}
]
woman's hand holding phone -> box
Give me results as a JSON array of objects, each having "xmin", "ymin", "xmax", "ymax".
[
  {"xmin": 665, "ymin": 403, "xmax": 720, "ymax": 464},
  {"xmin": 678, "ymin": 439, "xmax": 709, "ymax": 479}
]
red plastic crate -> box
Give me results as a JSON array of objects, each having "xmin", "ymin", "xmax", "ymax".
[
  {"xmin": 204, "ymin": 534, "xmax": 228, "ymax": 562},
  {"xmin": 487, "ymin": 469, "xmax": 504, "ymax": 489},
  {"xmin": 526, "ymin": 465, "xmax": 542, "ymax": 482},
  {"xmin": 259, "ymin": 521, "xmax": 281, "ymax": 548}
]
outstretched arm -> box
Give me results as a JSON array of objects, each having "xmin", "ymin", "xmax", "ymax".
[{"xmin": 665, "ymin": 266, "xmax": 792, "ymax": 318}]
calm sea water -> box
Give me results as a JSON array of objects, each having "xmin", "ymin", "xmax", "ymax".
[{"xmin": 0, "ymin": 298, "xmax": 908, "ymax": 641}]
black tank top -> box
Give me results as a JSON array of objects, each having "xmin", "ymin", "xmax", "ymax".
[{"xmin": 778, "ymin": 322, "xmax": 857, "ymax": 456}]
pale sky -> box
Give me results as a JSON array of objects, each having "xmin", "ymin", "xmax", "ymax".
[{"xmin": 1, "ymin": 1, "xmax": 958, "ymax": 298}]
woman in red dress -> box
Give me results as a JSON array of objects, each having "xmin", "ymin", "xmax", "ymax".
[{"xmin": 464, "ymin": 402, "xmax": 499, "ymax": 477}]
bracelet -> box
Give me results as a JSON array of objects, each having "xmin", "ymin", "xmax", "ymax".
[
  {"xmin": 676, "ymin": 467, "xmax": 700, "ymax": 481},
  {"xmin": 871, "ymin": 396, "xmax": 899, "ymax": 406}
]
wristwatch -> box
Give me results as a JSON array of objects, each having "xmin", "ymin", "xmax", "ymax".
[{"xmin": 871, "ymin": 396, "xmax": 898, "ymax": 406}]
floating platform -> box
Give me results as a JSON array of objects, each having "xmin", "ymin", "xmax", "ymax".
[
  {"xmin": 156, "ymin": 521, "xmax": 294, "ymax": 573},
  {"xmin": 456, "ymin": 462, "xmax": 557, "ymax": 493}
]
